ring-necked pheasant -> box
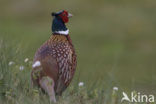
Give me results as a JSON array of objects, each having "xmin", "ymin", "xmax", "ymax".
[{"xmin": 31, "ymin": 10, "xmax": 77, "ymax": 102}]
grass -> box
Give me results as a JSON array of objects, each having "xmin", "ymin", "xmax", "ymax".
[
  {"xmin": 0, "ymin": 0, "xmax": 156, "ymax": 104},
  {"xmin": 0, "ymin": 40, "xmax": 119, "ymax": 104}
]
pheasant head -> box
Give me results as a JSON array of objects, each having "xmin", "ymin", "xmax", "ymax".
[{"xmin": 51, "ymin": 10, "xmax": 73, "ymax": 35}]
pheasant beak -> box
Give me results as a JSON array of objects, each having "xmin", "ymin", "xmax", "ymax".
[{"xmin": 68, "ymin": 13, "xmax": 73, "ymax": 18}]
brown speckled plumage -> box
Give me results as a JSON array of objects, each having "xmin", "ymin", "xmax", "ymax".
[{"xmin": 32, "ymin": 34, "xmax": 77, "ymax": 95}]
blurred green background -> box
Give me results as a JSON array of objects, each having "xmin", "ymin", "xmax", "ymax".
[{"xmin": 0, "ymin": 0, "xmax": 156, "ymax": 96}]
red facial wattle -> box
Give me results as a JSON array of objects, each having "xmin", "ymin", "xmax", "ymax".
[{"xmin": 59, "ymin": 11, "xmax": 69, "ymax": 23}]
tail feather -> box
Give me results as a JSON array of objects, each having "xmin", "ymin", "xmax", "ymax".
[{"xmin": 39, "ymin": 76, "xmax": 56, "ymax": 103}]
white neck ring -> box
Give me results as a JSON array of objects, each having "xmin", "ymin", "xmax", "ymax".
[{"xmin": 54, "ymin": 29, "xmax": 69, "ymax": 35}]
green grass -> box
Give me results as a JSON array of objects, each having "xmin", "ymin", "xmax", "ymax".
[
  {"xmin": 0, "ymin": 40, "xmax": 118, "ymax": 104},
  {"xmin": 0, "ymin": 0, "xmax": 156, "ymax": 104}
]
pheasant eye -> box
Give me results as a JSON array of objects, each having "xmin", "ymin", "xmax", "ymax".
[
  {"xmin": 58, "ymin": 11, "xmax": 69, "ymax": 23},
  {"xmin": 62, "ymin": 12, "xmax": 67, "ymax": 16},
  {"xmin": 62, "ymin": 14, "xmax": 66, "ymax": 16}
]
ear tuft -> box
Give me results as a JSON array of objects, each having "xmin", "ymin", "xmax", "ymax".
[{"xmin": 51, "ymin": 12, "xmax": 56, "ymax": 16}]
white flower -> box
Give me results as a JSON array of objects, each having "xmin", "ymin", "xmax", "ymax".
[
  {"xmin": 24, "ymin": 58, "xmax": 29, "ymax": 63},
  {"xmin": 8, "ymin": 61, "xmax": 15, "ymax": 66},
  {"xmin": 113, "ymin": 86, "xmax": 118, "ymax": 91},
  {"xmin": 32, "ymin": 61, "xmax": 41, "ymax": 68},
  {"xmin": 78, "ymin": 82, "xmax": 84, "ymax": 87},
  {"xmin": 19, "ymin": 66, "xmax": 24, "ymax": 71}
]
